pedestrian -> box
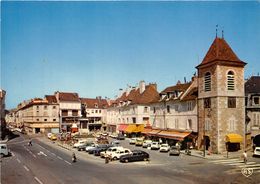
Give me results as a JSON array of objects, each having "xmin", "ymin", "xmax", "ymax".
[
  {"xmin": 242, "ymin": 151, "xmax": 247, "ymax": 164},
  {"xmin": 28, "ymin": 139, "xmax": 32, "ymax": 146},
  {"xmin": 72, "ymin": 152, "xmax": 77, "ymax": 163}
]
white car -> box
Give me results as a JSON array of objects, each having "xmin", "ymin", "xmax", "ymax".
[
  {"xmin": 129, "ymin": 138, "xmax": 137, "ymax": 145},
  {"xmin": 109, "ymin": 148, "xmax": 132, "ymax": 160},
  {"xmin": 159, "ymin": 144, "xmax": 170, "ymax": 152},
  {"xmin": 73, "ymin": 140, "xmax": 88, "ymax": 148},
  {"xmin": 253, "ymin": 147, "xmax": 260, "ymax": 157},
  {"xmin": 85, "ymin": 143, "xmax": 97, "ymax": 152},
  {"xmin": 100, "ymin": 146, "xmax": 124, "ymax": 158},
  {"xmin": 47, "ymin": 133, "xmax": 53, "ymax": 139},
  {"xmin": 142, "ymin": 140, "xmax": 153, "ymax": 148},
  {"xmin": 151, "ymin": 142, "xmax": 160, "ymax": 150},
  {"xmin": 0, "ymin": 144, "xmax": 10, "ymax": 157}
]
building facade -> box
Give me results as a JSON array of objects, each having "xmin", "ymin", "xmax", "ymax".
[
  {"xmin": 196, "ymin": 36, "xmax": 246, "ymax": 154},
  {"xmin": 245, "ymin": 76, "xmax": 260, "ymax": 148},
  {"xmin": 107, "ymin": 81, "xmax": 160, "ymax": 134},
  {"xmin": 80, "ymin": 97, "xmax": 108, "ymax": 131},
  {"xmin": 0, "ymin": 89, "xmax": 6, "ymax": 121},
  {"xmin": 55, "ymin": 92, "xmax": 81, "ymax": 132}
]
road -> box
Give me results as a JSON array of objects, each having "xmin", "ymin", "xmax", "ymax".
[{"xmin": 1, "ymin": 133, "xmax": 260, "ymax": 184}]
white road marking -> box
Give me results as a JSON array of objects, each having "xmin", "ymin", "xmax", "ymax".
[
  {"xmin": 34, "ymin": 177, "xmax": 43, "ymax": 184},
  {"xmin": 51, "ymin": 152, "xmax": 56, "ymax": 156},
  {"xmin": 57, "ymin": 156, "xmax": 63, "ymax": 160},
  {"xmin": 17, "ymin": 158, "xmax": 21, "ymax": 163},
  {"xmin": 65, "ymin": 160, "xmax": 72, "ymax": 165},
  {"xmin": 23, "ymin": 165, "xmax": 29, "ymax": 171},
  {"xmin": 210, "ymin": 159, "xmax": 239, "ymax": 163},
  {"xmin": 227, "ymin": 162, "xmax": 255, "ymax": 166},
  {"xmin": 33, "ymin": 154, "xmax": 36, "ymax": 158},
  {"xmin": 238, "ymin": 164, "xmax": 260, "ymax": 168},
  {"xmin": 12, "ymin": 152, "xmax": 15, "ymax": 156},
  {"xmin": 37, "ymin": 151, "xmax": 47, "ymax": 157}
]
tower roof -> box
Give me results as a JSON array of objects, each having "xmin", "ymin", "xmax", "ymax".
[{"xmin": 196, "ymin": 37, "xmax": 246, "ymax": 69}]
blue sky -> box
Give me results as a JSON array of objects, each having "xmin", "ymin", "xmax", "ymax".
[{"xmin": 1, "ymin": 1, "xmax": 260, "ymax": 109}]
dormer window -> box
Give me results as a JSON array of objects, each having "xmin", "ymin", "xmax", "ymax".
[
  {"xmin": 94, "ymin": 104, "xmax": 98, "ymax": 108},
  {"xmin": 227, "ymin": 71, "xmax": 235, "ymax": 90},
  {"xmin": 204, "ymin": 72, "xmax": 211, "ymax": 92}
]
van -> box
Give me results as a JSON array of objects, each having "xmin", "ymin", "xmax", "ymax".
[{"xmin": 0, "ymin": 144, "xmax": 10, "ymax": 157}]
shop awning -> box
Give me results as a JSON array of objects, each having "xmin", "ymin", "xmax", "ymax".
[
  {"xmin": 141, "ymin": 128, "xmax": 152, "ymax": 134},
  {"xmin": 125, "ymin": 124, "xmax": 137, "ymax": 133},
  {"xmin": 133, "ymin": 124, "xmax": 144, "ymax": 133},
  {"xmin": 118, "ymin": 124, "xmax": 128, "ymax": 132},
  {"xmin": 157, "ymin": 130, "xmax": 191, "ymax": 141},
  {"xmin": 226, "ymin": 134, "xmax": 243, "ymax": 143},
  {"xmin": 146, "ymin": 129, "xmax": 161, "ymax": 136}
]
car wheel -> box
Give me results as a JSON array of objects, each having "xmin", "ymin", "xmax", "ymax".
[
  {"xmin": 124, "ymin": 159, "xmax": 128, "ymax": 163},
  {"xmin": 113, "ymin": 157, "xmax": 117, "ymax": 160}
]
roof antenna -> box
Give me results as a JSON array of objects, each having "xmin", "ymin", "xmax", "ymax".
[{"xmin": 216, "ymin": 24, "xmax": 218, "ymax": 38}]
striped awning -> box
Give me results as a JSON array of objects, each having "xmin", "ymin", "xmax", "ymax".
[
  {"xmin": 157, "ymin": 130, "xmax": 191, "ymax": 141},
  {"xmin": 146, "ymin": 129, "xmax": 161, "ymax": 136}
]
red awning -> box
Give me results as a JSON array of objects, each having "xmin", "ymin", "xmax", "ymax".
[{"xmin": 118, "ymin": 124, "xmax": 128, "ymax": 131}]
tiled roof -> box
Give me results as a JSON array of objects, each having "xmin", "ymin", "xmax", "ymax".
[
  {"xmin": 245, "ymin": 76, "xmax": 260, "ymax": 95},
  {"xmin": 45, "ymin": 95, "xmax": 57, "ymax": 104},
  {"xmin": 80, "ymin": 98, "xmax": 108, "ymax": 109},
  {"xmin": 58, "ymin": 92, "xmax": 80, "ymax": 102},
  {"xmin": 181, "ymin": 87, "xmax": 198, "ymax": 101},
  {"xmin": 114, "ymin": 84, "xmax": 160, "ymax": 106},
  {"xmin": 197, "ymin": 37, "xmax": 246, "ymax": 68},
  {"xmin": 161, "ymin": 82, "xmax": 191, "ymax": 94}
]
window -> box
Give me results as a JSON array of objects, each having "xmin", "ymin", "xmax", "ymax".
[
  {"xmin": 44, "ymin": 119, "xmax": 47, "ymax": 121},
  {"xmin": 132, "ymin": 117, "xmax": 136, "ymax": 124},
  {"xmin": 227, "ymin": 71, "xmax": 235, "ymax": 90},
  {"xmin": 44, "ymin": 105, "xmax": 48, "ymax": 110},
  {"xmin": 53, "ymin": 119, "xmax": 56, "ymax": 121},
  {"xmin": 228, "ymin": 119, "xmax": 235, "ymax": 131},
  {"xmin": 53, "ymin": 106, "xmax": 56, "ymax": 109},
  {"xmin": 153, "ymin": 107, "xmax": 156, "ymax": 114},
  {"xmin": 36, "ymin": 106, "xmax": 39, "ymax": 109},
  {"xmin": 187, "ymin": 101, "xmax": 193, "ymax": 111},
  {"xmin": 144, "ymin": 107, "xmax": 148, "ymax": 113},
  {"xmin": 62, "ymin": 110, "xmax": 68, "ymax": 116},
  {"xmin": 167, "ymin": 105, "xmax": 170, "ymax": 113},
  {"xmin": 253, "ymin": 113, "xmax": 260, "ymax": 126},
  {"xmin": 36, "ymin": 119, "xmax": 39, "ymax": 121},
  {"xmin": 228, "ymin": 97, "xmax": 236, "ymax": 108},
  {"xmin": 253, "ymin": 97, "xmax": 259, "ymax": 105},
  {"xmin": 99, "ymin": 110, "xmax": 101, "ymax": 113},
  {"xmin": 204, "ymin": 72, "xmax": 211, "ymax": 92},
  {"xmin": 204, "ymin": 98, "xmax": 211, "ymax": 108},
  {"xmin": 95, "ymin": 110, "xmax": 98, "ymax": 113},
  {"xmin": 94, "ymin": 104, "xmax": 98, "ymax": 108},
  {"xmin": 205, "ymin": 120, "xmax": 211, "ymax": 131},
  {"xmin": 72, "ymin": 110, "xmax": 78, "ymax": 116},
  {"xmin": 187, "ymin": 119, "xmax": 192, "ymax": 129}
]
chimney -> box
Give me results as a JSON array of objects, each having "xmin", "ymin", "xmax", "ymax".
[
  {"xmin": 126, "ymin": 85, "xmax": 131, "ymax": 96},
  {"xmin": 139, "ymin": 80, "xmax": 145, "ymax": 94}
]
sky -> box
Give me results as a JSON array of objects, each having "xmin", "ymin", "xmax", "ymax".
[{"xmin": 1, "ymin": 1, "xmax": 260, "ymax": 109}]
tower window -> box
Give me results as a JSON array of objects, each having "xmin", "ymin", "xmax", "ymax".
[
  {"xmin": 228, "ymin": 97, "xmax": 236, "ymax": 108},
  {"xmin": 227, "ymin": 71, "xmax": 235, "ymax": 90},
  {"xmin": 204, "ymin": 72, "xmax": 211, "ymax": 92},
  {"xmin": 204, "ymin": 98, "xmax": 211, "ymax": 108}
]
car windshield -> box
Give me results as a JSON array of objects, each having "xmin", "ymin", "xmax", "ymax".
[{"xmin": 161, "ymin": 144, "xmax": 167, "ymax": 147}]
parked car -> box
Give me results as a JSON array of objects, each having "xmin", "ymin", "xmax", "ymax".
[
  {"xmin": 85, "ymin": 143, "xmax": 98, "ymax": 152},
  {"xmin": 100, "ymin": 146, "xmax": 124, "ymax": 158},
  {"xmin": 116, "ymin": 135, "xmax": 125, "ymax": 140},
  {"xmin": 159, "ymin": 144, "xmax": 170, "ymax": 152},
  {"xmin": 120, "ymin": 150, "xmax": 149, "ymax": 163},
  {"xmin": 73, "ymin": 140, "xmax": 88, "ymax": 148},
  {"xmin": 142, "ymin": 140, "xmax": 152, "ymax": 148},
  {"xmin": 111, "ymin": 140, "xmax": 120, "ymax": 146},
  {"xmin": 129, "ymin": 138, "xmax": 137, "ymax": 145},
  {"xmin": 135, "ymin": 138, "xmax": 143, "ymax": 146},
  {"xmin": 169, "ymin": 146, "xmax": 180, "ymax": 156},
  {"xmin": 0, "ymin": 144, "xmax": 10, "ymax": 157},
  {"xmin": 78, "ymin": 142, "xmax": 93, "ymax": 151},
  {"xmin": 93, "ymin": 145, "xmax": 113, "ymax": 156},
  {"xmin": 151, "ymin": 142, "xmax": 160, "ymax": 150},
  {"xmin": 109, "ymin": 148, "xmax": 132, "ymax": 160},
  {"xmin": 253, "ymin": 147, "xmax": 260, "ymax": 157},
  {"xmin": 47, "ymin": 133, "xmax": 53, "ymax": 139},
  {"xmin": 50, "ymin": 134, "xmax": 57, "ymax": 141}
]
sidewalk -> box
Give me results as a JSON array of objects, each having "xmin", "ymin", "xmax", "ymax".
[{"xmin": 182, "ymin": 149, "xmax": 253, "ymax": 160}]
